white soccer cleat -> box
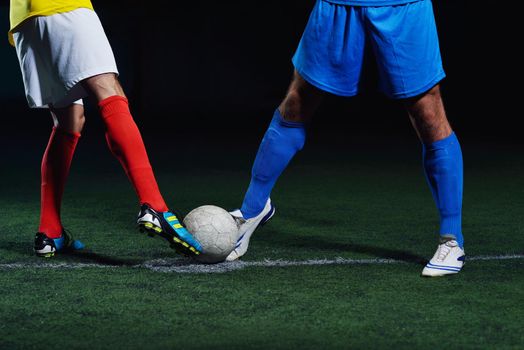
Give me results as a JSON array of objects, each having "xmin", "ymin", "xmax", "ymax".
[
  {"xmin": 226, "ymin": 198, "xmax": 276, "ymax": 262},
  {"xmin": 422, "ymin": 237, "xmax": 465, "ymax": 277}
]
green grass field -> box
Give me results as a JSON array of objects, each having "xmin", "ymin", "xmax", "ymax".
[{"xmin": 1, "ymin": 138, "xmax": 523, "ymax": 349}]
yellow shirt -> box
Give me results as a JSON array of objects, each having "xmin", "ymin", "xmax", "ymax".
[{"xmin": 9, "ymin": 0, "xmax": 94, "ymax": 45}]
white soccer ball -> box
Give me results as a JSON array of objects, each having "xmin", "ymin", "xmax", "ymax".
[{"xmin": 183, "ymin": 205, "xmax": 239, "ymax": 263}]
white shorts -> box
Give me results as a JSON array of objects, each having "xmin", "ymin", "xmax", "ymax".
[{"xmin": 13, "ymin": 8, "xmax": 119, "ymax": 108}]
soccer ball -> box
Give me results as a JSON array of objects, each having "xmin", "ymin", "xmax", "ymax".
[{"xmin": 183, "ymin": 205, "xmax": 239, "ymax": 263}]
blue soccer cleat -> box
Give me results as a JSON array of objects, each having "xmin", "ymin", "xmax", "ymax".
[{"xmin": 137, "ymin": 203, "xmax": 202, "ymax": 257}]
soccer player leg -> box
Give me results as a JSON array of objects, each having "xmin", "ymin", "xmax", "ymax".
[
  {"xmin": 35, "ymin": 104, "xmax": 86, "ymax": 257},
  {"xmin": 240, "ymin": 73, "xmax": 321, "ymax": 219},
  {"xmin": 406, "ymin": 86, "xmax": 465, "ymax": 277},
  {"xmin": 367, "ymin": 0, "xmax": 464, "ymax": 275},
  {"xmin": 228, "ymin": 111, "xmax": 303, "ymax": 261},
  {"xmin": 366, "ymin": 0, "xmax": 447, "ymax": 100},
  {"xmin": 83, "ymin": 74, "xmax": 202, "ymax": 256},
  {"xmin": 228, "ymin": 72, "xmax": 321, "ymax": 261}
]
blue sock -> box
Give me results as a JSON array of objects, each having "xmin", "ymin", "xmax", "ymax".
[
  {"xmin": 422, "ymin": 132, "xmax": 464, "ymax": 248},
  {"xmin": 241, "ymin": 109, "xmax": 306, "ymax": 219}
]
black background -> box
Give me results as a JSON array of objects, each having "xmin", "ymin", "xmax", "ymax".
[{"xmin": 0, "ymin": 1, "xmax": 520, "ymax": 149}]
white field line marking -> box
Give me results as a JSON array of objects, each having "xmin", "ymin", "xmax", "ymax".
[{"xmin": 0, "ymin": 254, "xmax": 522, "ymax": 274}]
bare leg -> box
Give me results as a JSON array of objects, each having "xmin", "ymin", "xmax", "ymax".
[
  {"xmin": 279, "ymin": 70, "xmax": 325, "ymax": 123},
  {"xmin": 81, "ymin": 73, "xmax": 126, "ymax": 102},
  {"xmin": 50, "ymin": 103, "xmax": 86, "ymax": 134},
  {"xmin": 404, "ymin": 85, "xmax": 451, "ymax": 143}
]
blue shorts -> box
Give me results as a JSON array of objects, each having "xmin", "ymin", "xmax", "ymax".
[{"xmin": 292, "ymin": 0, "xmax": 445, "ymax": 99}]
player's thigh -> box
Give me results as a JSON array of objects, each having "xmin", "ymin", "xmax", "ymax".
[
  {"xmin": 366, "ymin": 0, "xmax": 445, "ymax": 100},
  {"xmin": 81, "ymin": 73, "xmax": 126, "ymax": 102},
  {"xmin": 12, "ymin": 8, "xmax": 119, "ymax": 108},
  {"xmin": 291, "ymin": 0, "xmax": 366, "ymax": 98},
  {"xmin": 60, "ymin": 9, "xmax": 121, "ymax": 101},
  {"xmin": 404, "ymin": 84, "xmax": 445, "ymax": 118}
]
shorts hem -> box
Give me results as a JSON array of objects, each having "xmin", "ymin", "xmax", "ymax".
[
  {"xmin": 64, "ymin": 66, "xmax": 119, "ymax": 90},
  {"xmin": 385, "ymin": 71, "xmax": 446, "ymax": 99},
  {"xmin": 293, "ymin": 62, "xmax": 358, "ymax": 97},
  {"xmin": 28, "ymin": 66, "xmax": 119, "ymax": 108}
]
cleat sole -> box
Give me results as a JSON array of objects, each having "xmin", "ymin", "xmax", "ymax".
[
  {"xmin": 36, "ymin": 252, "xmax": 55, "ymax": 258},
  {"xmin": 139, "ymin": 223, "xmax": 200, "ymax": 257}
]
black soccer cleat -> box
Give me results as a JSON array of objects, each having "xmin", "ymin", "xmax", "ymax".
[
  {"xmin": 137, "ymin": 204, "xmax": 202, "ymax": 257},
  {"xmin": 34, "ymin": 230, "xmax": 85, "ymax": 258},
  {"xmin": 34, "ymin": 232, "xmax": 57, "ymax": 258}
]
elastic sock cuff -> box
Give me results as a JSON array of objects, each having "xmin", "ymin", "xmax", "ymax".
[
  {"xmin": 424, "ymin": 132, "xmax": 457, "ymax": 149},
  {"xmin": 275, "ymin": 109, "xmax": 305, "ymax": 129},
  {"xmin": 98, "ymin": 95, "xmax": 128, "ymax": 108},
  {"xmin": 98, "ymin": 95, "xmax": 130, "ymax": 119}
]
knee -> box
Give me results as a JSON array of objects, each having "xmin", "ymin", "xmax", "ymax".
[
  {"xmin": 51, "ymin": 105, "xmax": 86, "ymax": 134},
  {"xmin": 414, "ymin": 108, "xmax": 440, "ymax": 126},
  {"xmin": 280, "ymin": 90, "xmax": 303, "ymax": 122},
  {"xmin": 56, "ymin": 114, "xmax": 85, "ymax": 134},
  {"xmin": 406, "ymin": 87, "xmax": 453, "ymax": 143},
  {"xmin": 279, "ymin": 73, "xmax": 323, "ymax": 123},
  {"xmin": 73, "ymin": 114, "xmax": 86, "ymax": 132},
  {"xmin": 408, "ymin": 88, "xmax": 448, "ymax": 126},
  {"xmin": 280, "ymin": 88, "xmax": 318, "ymax": 124}
]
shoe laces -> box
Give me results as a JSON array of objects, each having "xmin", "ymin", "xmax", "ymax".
[
  {"xmin": 436, "ymin": 240, "xmax": 457, "ymax": 261},
  {"xmin": 436, "ymin": 244, "xmax": 451, "ymax": 261}
]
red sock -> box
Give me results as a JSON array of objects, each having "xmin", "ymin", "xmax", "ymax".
[
  {"xmin": 39, "ymin": 127, "xmax": 80, "ymax": 238},
  {"xmin": 98, "ymin": 95, "xmax": 168, "ymax": 212}
]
